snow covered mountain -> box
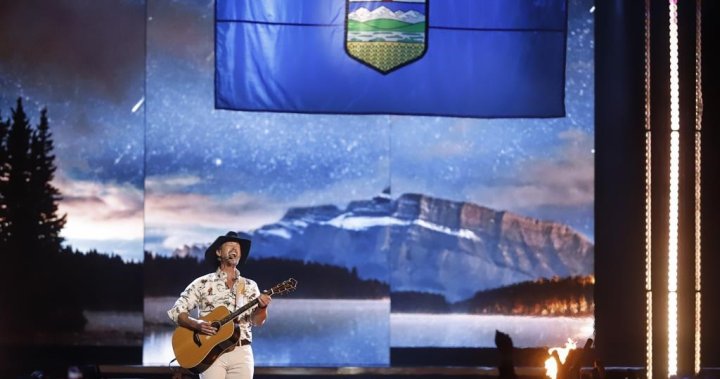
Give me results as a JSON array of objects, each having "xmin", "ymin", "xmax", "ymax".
[
  {"xmin": 349, "ymin": 7, "xmax": 426, "ymax": 24},
  {"xmin": 173, "ymin": 193, "xmax": 592, "ymax": 302},
  {"xmin": 240, "ymin": 193, "xmax": 593, "ymax": 302}
]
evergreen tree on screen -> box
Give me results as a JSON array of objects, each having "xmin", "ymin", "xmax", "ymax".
[
  {"xmin": 0, "ymin": 98, "xmax": 81, "ymax": 334},
  {"xmin": 3, "ymin": 98, "xmax": 34, "ymax": 256},
  {"xmin": 29, "ymin": 108, "xmax": 66, "ymax": 253},
  {"xmin": 0, "ymin": 99, "xmax": 66, "ymax": 256}
]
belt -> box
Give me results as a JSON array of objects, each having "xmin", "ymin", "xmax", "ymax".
[{"xmin": 227, "ymin": 339, "xmax": 251, "ymax": 352}]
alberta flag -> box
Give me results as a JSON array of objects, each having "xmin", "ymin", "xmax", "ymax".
[{"xmin": 215, "ymin": 0, "xmax": 567, "ymax": 118}]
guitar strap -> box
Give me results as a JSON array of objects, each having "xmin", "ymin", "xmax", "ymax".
[
  {"xmin": 220, "ymin": 277, "xmax": 246, "ymax": 352},
  {"xmin": 234, "ymin": 276, "xmax": 246, "ymax": 310}
]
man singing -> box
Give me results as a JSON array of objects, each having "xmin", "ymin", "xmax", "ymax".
[{"xmin": 168, "ymin": 231, "xmax": 271, "ymax": 379}]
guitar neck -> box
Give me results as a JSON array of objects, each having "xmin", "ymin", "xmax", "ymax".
[
  {"xmin": 217, "ymin": 296, "xmax": 262, "ymax": 325},
  {"xmin": 214, "ymin": 279, "xmax": 295, "ymax": 326}
]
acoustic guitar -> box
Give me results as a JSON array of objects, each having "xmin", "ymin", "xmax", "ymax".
[{"xmin": 171, "ymin": 278, "xmax": 297, "ymax": 373}]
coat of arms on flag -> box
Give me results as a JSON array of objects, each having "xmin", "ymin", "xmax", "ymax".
[{"xmin": 345, "ymin": 0, "xmax": 428, "ymax": 74}]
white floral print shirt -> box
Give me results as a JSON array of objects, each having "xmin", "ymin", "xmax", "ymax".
[{"xmin": 167, "ymin": 268, "xmax": 262, "ymax": 342}]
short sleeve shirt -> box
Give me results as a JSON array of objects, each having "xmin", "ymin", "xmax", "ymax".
[{"xmin": 167, "ymin": 268, "xmax": 262, "ymax": 342}]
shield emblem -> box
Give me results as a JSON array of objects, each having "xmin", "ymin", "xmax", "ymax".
[{"xmin": 345, "ymin": 0, "xmax": 428, "ymax": 74}]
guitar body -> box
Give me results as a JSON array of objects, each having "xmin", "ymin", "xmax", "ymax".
[{"xmin": 171, "ymin": 306, "xmax": 241, "ymax": 374}]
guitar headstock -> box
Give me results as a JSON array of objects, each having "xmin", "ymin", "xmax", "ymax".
[{"xmin": 266, "ymin": 278, "xmax": 298, "ymax": 296}]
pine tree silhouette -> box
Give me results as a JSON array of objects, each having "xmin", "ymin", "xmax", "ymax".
[
  {"xmin": 0, "ymin": 98, "xmax": 83, "ymax": 335},
  {"xmin": 4, "ymin": 98, "xmax": 34, "ymax": 256},
  {"xmin": 29, "ymin": 108, "xmax": 66, "ymax": 253},
  {"xmin": 0, "ymin": 99, "xmax": 66, "ymax": 256}
]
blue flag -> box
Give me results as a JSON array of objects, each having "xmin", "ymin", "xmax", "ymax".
[{"xmin": 215, "ymin": 0, "xmax": 567, "ymax": 118}]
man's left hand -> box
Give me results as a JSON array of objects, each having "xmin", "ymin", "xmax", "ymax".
[{"xmin": 257, "ymin": 293, "xmax": 271, "ymax": 309}]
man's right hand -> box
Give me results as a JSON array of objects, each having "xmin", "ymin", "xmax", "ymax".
[
  {"xmin": 194, "ymin": 320, "xmax": 218, "ymax": 335},
  {"xmin": 178, "ymin": 312, "xmax": 218, "ymax": 335}
]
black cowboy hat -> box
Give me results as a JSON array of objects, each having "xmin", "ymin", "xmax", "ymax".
[{"xmin": 204, "ymin": 231, "xmax": 252, "ymax": 267}]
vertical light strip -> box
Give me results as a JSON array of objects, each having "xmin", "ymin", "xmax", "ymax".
[
  {"xmin": 645, "ymin": 129, "xmax": 653, "ymax": 379},
  {"xmin": 668, "ymin": 130, "xmax": 679, "ymax": 378},
  {"xmin": 693, "ymin": 0, "xmax": 703, "ymax": 374},
  {"xmin": 645, "ymin": 130, "xmax": 653, "ymax": 378},
  {"xmin": 668, "ymin": 0, "xmax": 680, "ymax": 377},
  {"xmin": 694, "ymin": 132, "xmax": 701, "ymax": 375},
  {"xmin": 643, "ymin": 0, "xmax": 653, "ymax": 376}
]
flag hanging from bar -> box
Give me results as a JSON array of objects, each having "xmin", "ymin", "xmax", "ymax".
[{"xmin": 215, "ymin": 0, "xmax": 567, "ymax": 118}]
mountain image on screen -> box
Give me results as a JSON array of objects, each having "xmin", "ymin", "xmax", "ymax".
[{"xmin": 167, "ymin": 192, "xmax": 593, "ymax": 314}]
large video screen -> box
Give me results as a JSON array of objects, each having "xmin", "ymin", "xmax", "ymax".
[
  {"xmin": 0, "ymin": 0, "xmax": 593, "ymax": 368},
  {"xmin": 142, "ymin": 0, "xmax": 594, "ymax": 366}
]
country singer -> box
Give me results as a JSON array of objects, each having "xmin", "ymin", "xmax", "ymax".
[{"xmin": 168, "ymin": 231, "xmax": 271, "ymax": 379}]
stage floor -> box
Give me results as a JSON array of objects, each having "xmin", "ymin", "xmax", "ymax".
[{"xmin": 98, "ymin": 366, "xmax": 548, "ymax": 379}]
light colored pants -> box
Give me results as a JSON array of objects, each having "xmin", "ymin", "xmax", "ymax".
[{"xmin": 200, "ymin": 345, "xmax": 254, "ymax": 379}]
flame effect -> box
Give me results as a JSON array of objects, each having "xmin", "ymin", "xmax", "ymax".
[{"xmin": 544, "ymin": 339, "xmax": 577, "ymax": 379}]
